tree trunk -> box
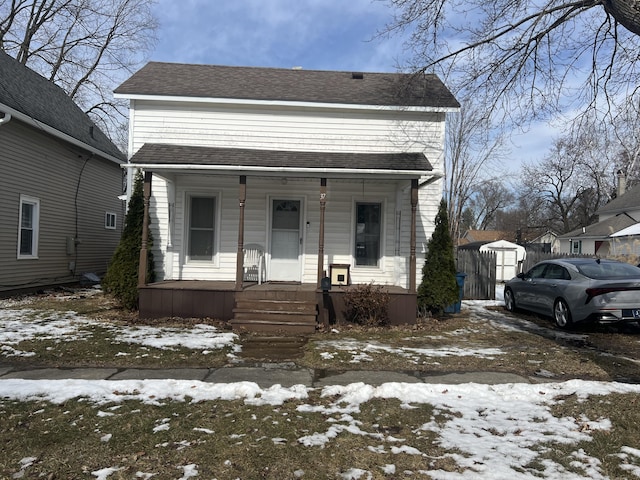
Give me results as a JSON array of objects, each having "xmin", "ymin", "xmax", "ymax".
[{"xmin": 604, "ymin": 0, "xmax": 640, "ymax": 36}]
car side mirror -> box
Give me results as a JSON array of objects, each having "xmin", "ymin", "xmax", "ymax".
[{"xmin": 517, "ymin": 272, "xmax": 526, "ymax": 280}]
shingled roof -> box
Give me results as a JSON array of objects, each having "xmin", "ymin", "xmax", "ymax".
[
  {"xmin": 129, "ymin": 144, "xmax": 432, "ymax": 175},
  {"xmin": 0, "ymin": 51, "xmax": 125, "ymax": 162},
  {"xmin": 597, "ymin": 185, "xmax": 640, "ymax": 216},
  {"xmin": 114, "ymin": 62, "xmax": 460, "ymax": 109}
]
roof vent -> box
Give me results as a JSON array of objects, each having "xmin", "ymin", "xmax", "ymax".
[{"xmin": 351, "ymin": 72, "xmax": 364, "ymax": 80}]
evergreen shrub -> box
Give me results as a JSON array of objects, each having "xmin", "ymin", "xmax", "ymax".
[
  {"xmin": 102, "ymin": 170, "xmax": 154, "ymax": 310},
  {"xmin": 418, "ymin": 198, "xmax": 459, "ymax": 315}
]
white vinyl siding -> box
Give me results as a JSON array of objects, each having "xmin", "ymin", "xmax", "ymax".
[
  {"xmin": 129, "ymin": 96, "xmax": 446, "ymax": 288},
  {"xmin": 145, "ymin": 175, "xmax": 441, "ymax": 287},
  {"xmin": 129, "ymin": 100, "xmax": 445, "ymax": 170},
  {"xmin": 18, "ymin": 195, "xmax": 39, "ymax": 259}
]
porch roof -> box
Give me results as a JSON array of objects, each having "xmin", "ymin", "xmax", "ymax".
[{"xmin": 127, "ymin": 143, "xmax": 435, "ymax": 179}]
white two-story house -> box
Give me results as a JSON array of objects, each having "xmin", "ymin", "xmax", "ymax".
[{"xmin": 114, "ymin": 62, "xmax": 459, "ymax": 331}]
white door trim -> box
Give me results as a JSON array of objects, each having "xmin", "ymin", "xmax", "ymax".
[{"xmin": 267, "ymin": 196, "xmax": 306, "ymax": 282}]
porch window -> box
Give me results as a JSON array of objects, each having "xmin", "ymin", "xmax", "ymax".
[
  {"xmin": 355, "ymin": 202, "xmax": 381, "ymax": 266},
  {"xmin": 18, "ymin": 195, "xmax": 39, "ymax": 259},
  {"xmin": 188, "ymin": 196, "xmax": 216, "ymax": 261}
]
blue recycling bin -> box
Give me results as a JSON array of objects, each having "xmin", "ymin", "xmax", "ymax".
[{"xmin": 444, "ymin": 272, "xmax": 467, "ymax": 314}]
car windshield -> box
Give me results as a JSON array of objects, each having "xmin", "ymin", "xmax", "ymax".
[{"xmin": 576, "ymin": 261, "xmax": 640, "ymax": 280}]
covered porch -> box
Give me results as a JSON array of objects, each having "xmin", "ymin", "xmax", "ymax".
[{"xmin": 131, "ymin": 145, "xmax": 434, "ymax": 332}]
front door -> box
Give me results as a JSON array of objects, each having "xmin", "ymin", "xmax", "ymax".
[{"xmin": 269, "ymin": 199, "xmax": 302, "ymax": 282}]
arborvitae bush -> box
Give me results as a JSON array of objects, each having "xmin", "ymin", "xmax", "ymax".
[
  {"xmin": 344, "ymin": 283, "xmax": 390, "ymax": 327},
  {"xmin": 102, "ymin": 170, "xmax": 154, "ymax": 310},
  {"xmin": 418, "ymin": 198, "xmax": 459, "ymax": 315}
]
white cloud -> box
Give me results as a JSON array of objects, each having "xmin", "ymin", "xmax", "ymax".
[{"xmin": 152, "ymin": 0, "xmax": 404, "ymax": 72}]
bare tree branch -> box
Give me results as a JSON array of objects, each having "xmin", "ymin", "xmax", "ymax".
[{"xmin": 0, "ymin": 0, "xmax": 157, "ymax": 147}]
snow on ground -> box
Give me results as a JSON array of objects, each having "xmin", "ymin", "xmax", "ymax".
[
  {"xmin": 3, "ymin": 287, "xmax": 640, "ymax": 478},
  {"xmin": 0, "ymin": 288, "xmax": 239, "ymax": 357},
  {"xmin": 315, "ymin": 338, "xmax": 504, "ymax": 364},
  {"xmin": 1, "ymin": 377, "xmax": 640, "ymax": 479}
]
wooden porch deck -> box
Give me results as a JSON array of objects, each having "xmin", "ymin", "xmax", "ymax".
[{"xmin": 138, "ymin": 281, "xmax": 417, "ymax": 331}]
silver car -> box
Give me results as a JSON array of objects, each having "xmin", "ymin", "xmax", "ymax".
[{"xmin": 504, "ymin": 258, "xmax": 640, "ymax": 328}]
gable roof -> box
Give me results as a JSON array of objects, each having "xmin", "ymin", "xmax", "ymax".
[
  {"xmin": 0, "ymin": 51, "xmax": 125, "ymax": 162},
  {"xmin": 597, "ymin": 185, "xmax": 640, "ymax": 216},
  {"xmin": 128, "ymin": 144, "xmax": 433, "ymax": 178},
  {"xmin": 114, "ymin": 62, "xmax": 460, "ymax": 110},
  {"xmin": 560, "ymin": 213, "xmax": 637, "ymax": 239},
  {"xmin": 461, "ymin": 230, "xmax": 517, "ymax": 243}
]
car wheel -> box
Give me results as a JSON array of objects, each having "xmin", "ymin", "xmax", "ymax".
[
  {"xmin": 504, "ymin": 288, "xmax": 517, "ymax": 312},
  {"xmin": 553, "ymin": 299, "xmax": 572, "ymax": 329}
]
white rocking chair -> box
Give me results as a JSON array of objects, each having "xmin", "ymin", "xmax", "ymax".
[{"xmin": 243, "ymin": 243, "xmax": 265, "ymax": 284}]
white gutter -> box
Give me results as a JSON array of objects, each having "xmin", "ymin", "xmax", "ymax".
[
  {"xmin": 0, "ymin": 110, "xmax": 11, "ymax": 126},
  {"xmin": 122, "ymin": 162, "xmax": 435, "ymax": 178},
  {"xmin": 113, "ymin": 93, "xmax": 460, "ymax": 113},
  {"xmin": 0, "ymin": 102, "xmax": 125, "ymax": 165}
]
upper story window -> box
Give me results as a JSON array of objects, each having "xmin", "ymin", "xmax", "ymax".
[
  {"xmin": 105, "ymin": 212, "xmax": 117, "ymax": 229},
  {"xmin": 187, "ymin": 195, "xmax": 216, "ymax": 262},
  {"xmin": 355, "ymin": 202, "xmax": 381, "ymax": 267},
  {"xmin": 18, "ymin": 195, "xmax": 40, "ymax": 259}
]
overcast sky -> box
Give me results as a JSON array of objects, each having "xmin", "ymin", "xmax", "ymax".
[{"xmin": 149, "ymin": 0, "xmax": 549, "ymax": 169}]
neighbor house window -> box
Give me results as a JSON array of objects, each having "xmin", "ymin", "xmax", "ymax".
[
  {"xmin": 18, "ymin": 195, "xmax": 40, "ymax": 258},
  {"xmin": 105, "ymin": 212, "xmax": 117, "ymax": 229},
  {"xmin": 188, "ymin": 195, "xmax": 216, "ymax": 261},
  {"xmin": 355, "ymin": 202, "xmax": 381, "ymax": 266},
  {"xmin": 572, "ymin": 240, "xmax": 582, "ymax": 254}
]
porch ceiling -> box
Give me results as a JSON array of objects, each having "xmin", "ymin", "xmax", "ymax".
[{"xmin": 126, "ymin": 143, "xmax": 435, "ymax": 179}]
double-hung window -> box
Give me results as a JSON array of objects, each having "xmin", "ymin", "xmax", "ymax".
[
  {"xmin": 18, "ymin": 195, "xmax": 40, "ymax": 259},
  {"xmin": 187, "ymin": 195, "xmax": 216, "ymax": 262},
  {"xmin": 355, "ymin": 202, "xmax": 381, "ymax": 266}
]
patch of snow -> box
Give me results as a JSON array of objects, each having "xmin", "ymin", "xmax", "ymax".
[{"xmin": 91, "ymin": 466, "xmax": 123, "ymax": 479}]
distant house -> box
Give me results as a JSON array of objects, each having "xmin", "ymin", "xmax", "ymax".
[
  {"xmin": 526, "ymin": 230, "xmax": 560, "ymax": 254},
  {"xmin": 114, "ymin": 62, "xmax": 459, "ymax": 330},
  {"xmin": 559, "ymin": 175, "xmax": 640, "ymax": 257},
  {"xmin": 458, "ymin": 230, "xmax": 517, "ymax": 246},
  {"xmin": 0, "ymin": 51, "xmax": 126, "ymax": 295}
]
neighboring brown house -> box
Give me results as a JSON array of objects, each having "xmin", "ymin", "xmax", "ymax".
[
  {"xmin": 0, "ymin": 51, "xmax": 126, "ymax": 295},
  {"xmin": 459, "ymin": 230, "xmax": 517, "ymax": 246}
]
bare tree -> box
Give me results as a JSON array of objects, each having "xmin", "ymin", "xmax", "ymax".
[
  {"xmin": 0, "ymin": 0, "xmax": 157, "ymax": 147},
  {"xmin": 467, "ymin": 180, "xmax": 515, "ymax": 231},
  {"xmin": 380, "ymin": 0, "xmax": 640, "ymax": 124},
  {"xmin": 520, "ymin": 131, "xmax": 614, "ymax": 233},
  {"xmin": 444, "ymin": 99, "xmax": 507, "ymax": 242},
  {"xmin": 610, "ymin": 91, "xmax": 640, "ymax": 187}
]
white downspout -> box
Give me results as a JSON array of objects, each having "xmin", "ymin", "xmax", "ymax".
[{"xmin": 0, "ymin": 111, "xmax": 12, "ymax": 126}]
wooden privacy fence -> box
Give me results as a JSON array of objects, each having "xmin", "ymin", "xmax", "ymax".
[
  {"xmin": 455, "ymin": 249, "xmax": 593, "ymax": 301},
  {"xmin": 456, "ymin": 250, "xmax": 497, "ymax": 300}
]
